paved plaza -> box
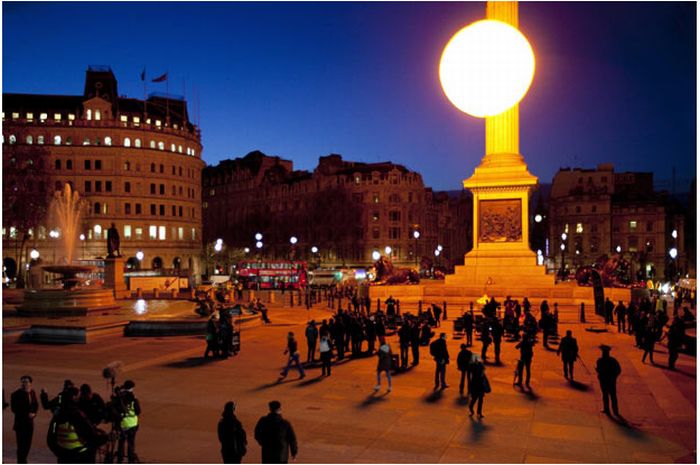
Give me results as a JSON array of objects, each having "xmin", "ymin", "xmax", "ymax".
[{"xmin": 2, "ymin": 301, "xmax": 696, "ymax": 463}]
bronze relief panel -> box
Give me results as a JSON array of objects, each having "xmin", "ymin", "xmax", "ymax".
[{"xmin": 479, "ymin": 199, "xmax": 522, "ymax": 243}]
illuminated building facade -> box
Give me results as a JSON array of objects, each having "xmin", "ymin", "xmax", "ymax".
[
  {"xmin": 2, "ymin": 66, "xmax": 205, "ymax": 281},
  {"xmin": 548, "ymin": 164, "xmax": 687, "ymax": 280},
  {"xmin": 202, "ymin": 152, "xmax": 470, "ymax": 269}
]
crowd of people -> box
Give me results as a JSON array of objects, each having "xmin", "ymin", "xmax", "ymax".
[{"xmin": 8, "ymin": 376, "xmax": 141, "ymax": 463}]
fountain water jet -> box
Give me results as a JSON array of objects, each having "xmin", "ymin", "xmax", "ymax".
[{"xmin": 17, "ymin": 183, "xmax": 119, "ymax": 316}]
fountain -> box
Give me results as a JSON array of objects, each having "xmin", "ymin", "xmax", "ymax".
[{"xmin": 17, "ymin": 184, "xmax": 119, "ymax": 316}]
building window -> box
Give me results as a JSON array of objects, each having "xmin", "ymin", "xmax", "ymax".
[
  {"xmin": 39, "ymin": 113, "xmax": 48, "ymax": 121},
  {"xmin": 125, "ymin": 182, "xmax": 131, "ymax": 193},
  {"xmin": 372, "ymin": 212, "xmax": 379, "ymax": 221},
  {"xmin": 36, "ymin": 135, "xmax": 44, "ymax": 145},
  {"xmin": 26, "ymin": 135, "xmax": 33, "ymax": 145},
  {"xmin": 95, "ymin": 181, "xmax": 102, "ymax": 192},
  {"xmin": 150, "ymin": 204, "xmax": 156, "ymax": 215},
  {"xmin": 124, "ymin": 161, "xmax": 130, "ymax": 171},
  {"xmin": 576, "ymin": 223, "xmax": 583, "ymax": 233},
  {"xmin": 86, "ymin": 109, "xmax": 92, "ymax": 120},
  {"xmin": 149, "ymin": 225, "xmax": 157, "ymax": 240},
  {"xmin": 372, "ymin": 228, "xmax": 380, "ymax": 239},
  {"xmin": 178, "ymin": 227, "xmax": 184, "ymax": 240},
  {"xmin": 646, "ymin": 221, "xmax": 653, "ymax": 232},
  {"xmin": 85, "ymin": 181, "xmax": 92, "ymax": 192},
  {"xmin": 136, "ymin": 204, "xmax": 142, "ymax": 215},
  {"xmin": 372, "ymin": 193, "xmax": 380, "ymax": 203},
  {"xmin": 171, "ymin": 205, "xmax": 176, "ymax": 216},
  {"xmin": 125, "ymin": 203, "xmax": 131, "ymax": 214},
  {"xmin": 68, "ymin": 113, "xmax": 75, "ymax": 121},
  {"xmin": 389, "ymin": 211, "xmax": 401, "ymax": 222},
  {"xmin": 123, "ymin": 137, "xmax": 131, "ymax": 147},
  {"xmin": 159, "ymin": 184, "xmax": 165, "ymax": 195},
  {"xmin": 85, "ymin": 160, "xmax": 91, "ymax": 170},
  {"xmin": 25, "ymin": 112, "xmax": 34, "ymax": 121},
  {"xmin": 134, "ymin": 227, "xmax": 143, "ymax": 239},
  {"xmin": 178, "ymin": 145, "xmax": 183, "ymax": 153},
  {"xmin": 133, "ymin": 116, "xmax": 140, "ymax": 126},
  {"xmin": 8, "ymin": 134, "xmax": 16, "ymax": 145},
  {"xmin": 158, "ymin": 141, "xmax": 165, "ymax": 151},
  {"xmin": 178, "ymin": 206, "xmax": 183, "ymax": 217},
  {"xmin": 170, "ymin": 143, "xmax": 176, "ymax": 152},
  {"xmin": 390, "ymin": 227, "xmax": 401, "ymax": 239},
  {"xmin": 159, "ymin": 205, "xmax": 165, "ymax": 216},
  {"xmin": 135, "ymin": 138, "xmax": 142, "ymax": 148},
  {"xmin": 575, "ymin": 206, "xmax": 581, "ymax": 213},
  {"xmin": 94, "ymin": 224, "xmax": 102, "ymax": 239},
  {"xmin": 389, "ymin": 193, "xmax": 400, "ymax": 203},
  {"xmin": 94, "ymin": 202, "xmax": 101, "ymax": 215},
  {"xmin": 106, "ymin": 181, "xmax": 112, "ymax": 192},
  {"xmin": 149, "ymin": 141, "xmax": 156, "ymax": 149},
  {"xmin": 150, "ymin": 163, "xmax": 156, "ymax": 173},
  {"xmin": 124, "ymin": 225, "xmax": 132, "ymax": 239},
  {"xmin": 158, "ymin": 226, "xmax": 166, "ymax": 240},
  {"xmin": 54, "ymin": 135, "xmax": 61, "ymax": 145},
  {"xmin": 159, "ymin": 164, "xmax": 164, "ymax": 173},
  {"xmin": 82, "ymin": 137, "xmax": 90, "ymax": 146},
  {"xmin": 55, "ymin": 159, "xmax": 61, "ymax": 170},
  {"xmin": 53, "ymin": 113, "xmax": 61, "ymax": 121},
  {"xmin": 191, "ymin": 228, "xmax": 196, "ymax": 240},
  {"xmin": 95, "ymin": 110, "xmax": 101, "ymax": 121},
  {"xmin": 95, "ymin": 160, "xmax": 102, "ymax": 170},
  {"xmin": 150, "ymin": 184, "xmax": 156, "ymax": 194},
  {"xmin": 629, "ymin": 220, "xmax": 637, "ymax": 231},
  {"xmin": 66, "ymin": 160, "xmax": 72, "ymax": 170}
]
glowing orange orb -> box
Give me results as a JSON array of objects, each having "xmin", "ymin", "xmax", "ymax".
[{"xmin": 439, "ymin": 19, "xmax": 535, "ymax": 118}]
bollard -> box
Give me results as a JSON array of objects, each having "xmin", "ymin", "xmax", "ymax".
[
  {"xmin": 443, "ymin": 301, "xmax": 447, "ymax": 320},
  {"xmin": 269, "ymin": 291, "xmax": 275, "ymax": 304},
  {"xmin": 136, "ymin": 288, "xmax": 143, "ymax": 298},
  {"xmin": 580, "ymin": 302, "xmax": 586, "ymax": 323}
]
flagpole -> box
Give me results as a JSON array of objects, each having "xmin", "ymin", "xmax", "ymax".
[{"xmin": 166, "ymin": 69, "xmax": 170, "ymax": 126}]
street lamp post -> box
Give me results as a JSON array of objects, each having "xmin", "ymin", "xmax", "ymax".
[
  {"xmin": 413, "ymin": 230, "xmax": 420, "ymax": 268},
  {"xmin": 560, "ymin": 232, "xmax": 567, "ymax": 280},
  {"xmin": 136, "ymin": 250, "xmax": 144, "ymax": 271},
  {"xmin": 255, "ymin": 236, "xmax": 263, "ymax": 292}
]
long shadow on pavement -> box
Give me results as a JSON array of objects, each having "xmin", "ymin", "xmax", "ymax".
[
  {"xmin": 163, "ymin": 357, "xmax": 222, "ymax": 368},
  {"xmin": 608, "ymin": 414, "xmax": 648, "ymax": 441},
  {"xmin": 250, "ymin": 378, "xmax": 297, "ymax": 392},
  {"xmin": 295, "ymin": 376, "xmax": 323, "ymax": 387},
  {"xmin": 514, "ymin": 386, "xmax": 540, "ymax": 401},
  {"xmin": 454, "ymin": 396, "xmax": 470, "ymax": 407},
  {"xmin": 568, "ymin": 380, "xmax": 590, "ymax": 391},
  {"xmin": 424, "ymin": 389, "xmax": 445, "ymax": 404},
  {"xmin": 468, "ymin": 416, "xmax": 490, "ymax": 442},
  {"xmin": 357, "ymin": 392, "xmax": 389, "ymax": 408},
  {"xmin": 658, "ymin": 365, "xmax": 696, "ymax": 379}
]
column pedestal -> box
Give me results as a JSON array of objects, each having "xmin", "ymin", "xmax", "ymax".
[{"xmin": 105, "ymin": 257, "xmax": 130, "ymax": 299}]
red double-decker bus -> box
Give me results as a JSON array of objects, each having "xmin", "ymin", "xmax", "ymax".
[{"xmin": 235, "ymin": 261, "xmax": 308, "ymax": 290}]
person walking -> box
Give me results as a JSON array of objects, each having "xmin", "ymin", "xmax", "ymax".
[
  {"xmin": 595, "ymin": 345, "xmax": 622, "ymax": 416},
  {"xmin": 667, "ymin": 316, "xmax": 686, "ymax": 370},
  {"xmin": 204, "ymin": 313, "xmax": 220, "ymax": 359},
  {"xmin": 254, "ymin": 401, "xmax": 298, "ymax": 464},
  {"xmin": 11, "ymin": 375, "xmax": 39, "ymax": 463},
  {"xmin": 279, "ymin": 332, "xmax": 306, "ymax": 380},
  {"xmin": 218, "ymin": 401, "xmax": 247, "ymax": 464},
  {"xmin": 410, "ymin": 320, "xmax": 421, "ymax": 366},
  {"xmin": 456, "ymin": 344, "xmax": 474, "ymax": 397},
  {"xmin": 515, "ymin": 334, "xmax": 534, "ymax": 388},
  {"xmin": 374, "ymin": 337, "xmax": 393, "ymax": 392},
  {"xmin": 604, "ymin": 297, "xmax": 615, "ymax": 325},
  {"xmin": 319, "ymin": 332, "xmax": 333, "ymax": 376},
  {"xmin": 116, "ymin": 380, "xmax": 141, "ymax": 464},
  {"xmin": 432, "ymin": 304, "xmax": 442, "ymax": 327},
  {"xmin": 491, "ymin": 319, "xmax": 503, "ymax": 364},
  {"xmin": 480, "ymin": 320, "xmax": 492, "ymax": 361},
  {"xmin": 615, "ymin": 301, "xmax": 627, "ymax": 333},
  {"xmin": 430, "ymin": 333, "xmax": 450, "ymax": 390},
  {"xmin": 464, "ymin": 310, "xmax": 474, "ymax": 347},
  {"xmin": 398, "ymin": 319, "xmax": 411, "ymax": 369},
  {"xmin": 556, "ymin": 330, "xmax": 579, "ymax": 381},
  {"xmin": 468, "ymin": 359, "xmax": 489, "ymax": 418},
  {"xmin": 641, "ymin": 325, "xmax": 656, "ymax": 364},
  {"xmin": 305, "ymin": 320, "xmax": 319, "ymax": 363}
]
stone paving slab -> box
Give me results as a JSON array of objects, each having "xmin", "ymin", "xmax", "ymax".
[{"xmin": 2, "ymin": 302, "xmax": 696, "ymax": 463}]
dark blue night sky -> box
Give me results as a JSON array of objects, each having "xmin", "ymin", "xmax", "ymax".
[{"xmin": 3, "ymin": 2, "xmax": 696, "ymax": 192}]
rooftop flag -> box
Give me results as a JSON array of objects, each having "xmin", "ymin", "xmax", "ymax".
[{"xmin": 152, "ymin": 72, "xmax": 168, "ymax": 83}]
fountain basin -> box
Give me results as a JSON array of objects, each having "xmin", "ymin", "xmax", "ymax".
[{"xmin": 17, "ymin": 288, "xmax": 119, "ymax": 316}]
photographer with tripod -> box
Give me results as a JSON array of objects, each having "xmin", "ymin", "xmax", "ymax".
[{"xmin": 107, "ymin": 380, "xmax": 141, "ymax": 463}]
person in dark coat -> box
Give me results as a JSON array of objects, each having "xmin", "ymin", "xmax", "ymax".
[
  {"xmin": 515, "ymin": 334, "xmax": 534, "ymax": 387},
  {"xmin": 398, "ymin": 319, "xmax": 411, "ymax": 369},
  {"xmin": 667, "ymin": 316, "xmax": 686, "ymax": 370},
  {"xmin": 480, "ymin": 320, "xmax": 492, "ymax": 361},
  {"xmin": 365, "ymin": 316, "xmax": 377, "ymax": 354},
  {"xmin": 614, "ymin": 301, "xmax": 627, "ymax": 333},
  {"xmin": 432, "ymin": 304, "xmax": 442, "ymax": 327},
  {"xmin": 556, "ymin": 330, "xmax": 579, "ymax": 380},
  {"xmin": 40, "ymin": 379, "xmax": 74, "ymax": 414},
  {"xmin": 464, "ymin": 311, "xmax": 474, "ymax": 346},
  {"xmin": 409, "ymin": 320, "xmax": 421, "ymax": 365},
  {"xmin": 641, "ymin": 325, "xmax": 657, "ymax": 364},
  {"xmin": 430, "ymin": 333, "xmax": 450, "ymax": 390},
  {"xmin": 78, "ymin": 384, "xmax": 105, "ymax": 426},
  {"xmin": 468, "ymin": 359, "xmax": 488, "ymax": 418},
  {"xmin": 595, "ymin": 345, "xmax": 621, "ymax": 416},
  {"xmin": 456, "ymin": 344, "xmax": 474, "ymax": 397},
  {"xmin": 279, "ymin": 332, "xmax": 306, "ymax": 380},
  {"xmin": 604, "ymin": 297, "xmax": 615, "ymax": 325},
  {"xmin": 304, "ymin": 320, "xmax": 319, "ymax": 363},
  {"xmin": 11, "ymin": 375, "xmax": 39, "ymax": 463},
  {"xmin": 491, "ymin": 319, "xmax": 503, "ymax": 364},
  {"xmin": 218, "ymin": 401, "xmax": 247, "ymax": 464},
  {"xmin": 254, "ymin": 400, "xmax": 298, "ymax": 464},
  {"xmin": 204, "ymin": 314, "xmax": 220, "ymax": 358}
]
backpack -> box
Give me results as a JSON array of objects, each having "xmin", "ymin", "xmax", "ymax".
[{"xmin": 429, "ymin": 339, "xmax": 439, "ymax": 357}]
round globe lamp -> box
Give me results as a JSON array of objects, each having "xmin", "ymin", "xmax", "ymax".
[{"xmin": 439, "ymin": 19, "xmax": 535, "ymax": 118}]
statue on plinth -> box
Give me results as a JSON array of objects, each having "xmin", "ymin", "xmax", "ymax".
[{"xmin": 107, "ymin": 223, "xmax": 121, "ymax": 258}]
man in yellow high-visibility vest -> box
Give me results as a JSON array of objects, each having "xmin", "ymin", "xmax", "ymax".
[
  {"xmin": 116, "ymin": 380, "xmax": 141, "ymax": 464},
  {"xmin": 47, "ymin": 386, "xmax": 104, "ymax": 463}
]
